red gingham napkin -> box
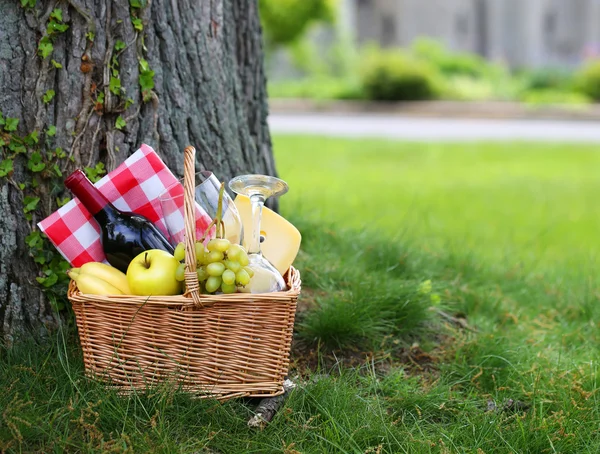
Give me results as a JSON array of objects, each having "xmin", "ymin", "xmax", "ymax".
[{"xmin": 38, "ymin": 144, "xmax": 210, "ymax": 267}]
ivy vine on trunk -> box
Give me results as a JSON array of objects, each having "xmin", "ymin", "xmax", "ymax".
[{"xmin": 0, "ymin": 0, "xmax": 276, "ymax": 345}]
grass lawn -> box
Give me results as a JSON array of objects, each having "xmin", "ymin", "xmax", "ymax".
[{"xmin": 2, "ymin": 136, "xmax": 600, "ymax": 452}]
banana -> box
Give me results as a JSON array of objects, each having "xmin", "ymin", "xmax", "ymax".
[
  {"xmin": 78, "ymin": 262, "xmax": 131, "ymax": 294},
  {"xmin": 67, "ymin": 269, "xmax": 124, "ymax": 295}
]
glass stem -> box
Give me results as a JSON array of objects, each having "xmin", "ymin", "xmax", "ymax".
[{"xmin": 248, "ymin": 194, "xmax": 264, "ymax": 255}]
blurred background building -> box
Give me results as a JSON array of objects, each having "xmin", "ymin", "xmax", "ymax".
[
  {"xmin": 262, "ymin": 0, "xmax": 600, "ymax": 105},
  {"xmin": 345, "ymin": 0, "xmax": 600, "ymax": 68}
]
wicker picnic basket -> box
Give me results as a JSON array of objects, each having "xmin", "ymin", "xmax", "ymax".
[{"xmin": 68, "ymin": 146, "xmax": 301, "ymax": 400}]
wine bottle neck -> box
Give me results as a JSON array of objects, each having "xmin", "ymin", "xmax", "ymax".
[{"xmin": 64, "ymin": 169, "xmax": 112, "ymax": 216}]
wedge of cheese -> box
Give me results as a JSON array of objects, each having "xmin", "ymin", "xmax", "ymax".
[{"xmin": 233, "ymin": 195, "xmax": 301, "ymax": 275}]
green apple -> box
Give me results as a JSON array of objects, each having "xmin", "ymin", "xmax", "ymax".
[{"xmin": 127, "ymin": 249, "xmax": 183, "ymax": 296}]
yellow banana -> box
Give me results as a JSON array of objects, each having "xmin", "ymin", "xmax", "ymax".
[
  {"xmin": 78, "ymin": 262, "xmax": 131, "ymax": 294},
  {"xmin": 67, "ymin": 269, "xmax": 124, "ymax": 295}
]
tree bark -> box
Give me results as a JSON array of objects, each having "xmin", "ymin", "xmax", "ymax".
[{"xmin": 0, "ymin": 0, "xmax": 275, "ymax": 344}]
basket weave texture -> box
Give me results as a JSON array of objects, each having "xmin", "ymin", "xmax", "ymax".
[{"xmin": 68, "ymin": 147, "xmax": 301, "ymax": 400}]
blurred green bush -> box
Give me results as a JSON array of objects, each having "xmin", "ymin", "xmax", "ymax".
[
  {"xmin": 520, "ymin": 89, "xmax": 591, "ymax": 106},
  {"xmin": 575, "ymin": 59, "xmax": 600, "ymax": 101},
  {"xmin": 411, "ymin": 38, "xmax": 489, "ymax": 78},
  {"xmin": 264, "ymin": 18, "xmax": 596, "ymax": 106},
  {"xmin": 260, "ymin": 0, "xmax": 335, "ymax": 47},
  {"xmin": 409, "ymin": 39, "xmax": 523, "ymax": 102},
  {"xmin": 520, "ymin": 68, "xmax": 574, "ymax": 91},
  {"xmin": 360, "ymin": 47, "xmax": 440, "ymax": 101}
]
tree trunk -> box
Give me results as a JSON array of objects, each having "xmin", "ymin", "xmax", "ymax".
[{"xmin": 0, "ymin": 0, "xmax": 275, "ymax": 345}]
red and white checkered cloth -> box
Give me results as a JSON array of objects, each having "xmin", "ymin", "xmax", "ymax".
[{"xmin": 38, "ymin": 144, "xmax": 211, "ymax": 267}]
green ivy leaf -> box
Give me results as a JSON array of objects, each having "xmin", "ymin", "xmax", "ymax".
[
  {"xmin": 47, "ymin": 125, "xmax": 57, "ymax": 137},
  {"xmin": 23, "ymin": 196, "xmax": 40, "ymax": 213},
  {"xmin": 47, "ymin": 22, "xmax": 69, "ymax": 34},
  {"xmin": 54, "ymin": 147, "xmax": 66, "ymax": 158},
  {"xmin": 0, "ymin": 159, "xmax": 14, "ymax": 177},
  {"xmin": 139, "ymin": 58, "xmax": 150, "ymax": 73},
  {"xmin": 115, "ymin": 115, "xmax": 126, "ymax": 130},
  {"xmin": 38, "ymin": 39, "xmax": 54, "ymax": 58},
  {"xmin": 56, "ymin": 196, "xmax": 70, "ymax": 207},
  {"xmin": 115, "ymin": 40, "xmax": 126, "ymax": 51},
  {"xmin": 24, "ymin": 130, "xmax": 39, "ymax": 145},
  {"xmin": 139, "ymin": 71, "xmax": 155, "ymax": 93},
  {"xmin": 84, "ymin": 162, "xmax": 106, "ymax": 183},
  {"xmin": 4, "ymin": 117, "xmax": 19, "ymax": 132},
  {"xmin": 131, "ymin": 17, "xmax": 143, "ymax": 31},
  {"xmin": 50, "ymin": 8, "xmax": 62, "ymax": 21},
  {"xmin": 109, "ymin": 76, "xmax": 122, "ymax": 95},
  {"xmin": 96, "ymin": 92, "xmax": 105, "ymax": 105},
  {"xmin": 19, "ymin": 183, "xmax": 26, "ymax": 190},
  {"xmin": 53, "ymin": 164, "xmax": 62, "ymax": 177},
  {"xmin": 124, "ymin": 97, "xmax": 134, "ymax": 109},
  {"xmin": 27, "ymin": 151, "xmax": 46, "ymax": 172},
  {"xmin": 43, "ymin": 89, "xmax": 56, "ymax": 104},
  {"xmin": 130, "ymin": 0, "xmax": 142, "ymax": 8},
  {"xmin": 51, "ymin": 59, "xmax": 62, "ymax": 69},
  {"xmin": 85, "ymin": 31, "xmax": 95, "ymax": 41},
  {"xmin": 20, "ymin": 0, "xmax": 36, "ymax": 7},
  {"xmin": 8, "ymin": 142, "xmax": 26, "ymax": 154},
  {"xmin": 26, "ymin": 231, "xmax": 42, "ymax": 248},
  {"xmin": 139, "ymin": 58, "xmax": 154, "ymax": 96},
  {"xmin": 37, "ymin": 273, "xmax": 58, "ymax": 287}
]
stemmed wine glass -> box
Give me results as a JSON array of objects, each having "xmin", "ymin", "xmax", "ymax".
[{"xmin": 228, "ymin": 174, "xmax": 288, "ymax": 293}]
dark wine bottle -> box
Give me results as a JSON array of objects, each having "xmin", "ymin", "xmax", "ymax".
[{"xmin": 64, "ymin": 169, "xmax": 175, "ymax": 273}]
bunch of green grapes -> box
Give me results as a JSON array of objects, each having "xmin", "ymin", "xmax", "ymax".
[{"xmin": 173, "ymin": 239, "xmax": 254, "ymax": 294}]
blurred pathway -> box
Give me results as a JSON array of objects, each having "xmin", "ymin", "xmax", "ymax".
[{"xmin": 268, "ymin": 113, "xmax": 600, "ymax": 143}]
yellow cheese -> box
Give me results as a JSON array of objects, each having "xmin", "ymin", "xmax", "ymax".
[{"xmin": 233, "ymin": 195, "xmax": 301, "ymax": 275}]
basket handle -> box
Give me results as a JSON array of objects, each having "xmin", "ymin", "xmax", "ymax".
[{"xmin": 183, "ymin": 146, "xmax": 201, "ymax": 305}]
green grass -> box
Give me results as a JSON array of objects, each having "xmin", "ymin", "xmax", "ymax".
[
  {"xmin": 2, "ymin": 137, "xmax": 600, "ymax": 452},
  {"xmin": 279, "ymin": 138, "xmax": 600, "ymax": 278}
]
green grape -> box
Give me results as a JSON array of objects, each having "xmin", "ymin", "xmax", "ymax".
[
  {"xmin": 225, "ymin": 260, "xmax": 242, "ymax": 273},
  {"xmin": 195, "ymin": 241, "xmax": 207, "ymax": 263},
  {"xmin": 205, "ymin": 276, "xmax": 221, "ymax": 293},
  {"xmin": 238, "ymin": 251, "xmax": 249, "ymax": 267},
  {"xmin": 175, "ymin": 262, "xmax": 186, "ymax": 282},
  {"xmin": 221, "ymin": 281, "xmax": 237, "ymax": 294},
  {"xmin": 174, "ymin": 242, "xmax": 185, "ymax": 262},
  {"xmin": 244, "ymin": 266, "xmax": 255, "ymax": 278},
  {"xmin": 236, "ymin": 269, "xmax": 250, "ymax": 286},
  {"xmin": 207, "ymin": 238, "xmax": 231, "ymax": 253},
  {"xmin": 226, "ymin": 244, "xmax": 243, "ymax": 261},
  {"xmin": 196, "ymin": 266, "xmax": 208, "ymax": 282},
  {"xmin": 207, "ymin": 262, "xmax": 226, "ymax": 277},
  {"xmin": 206, "ymin": 250, "xmax": 224, "ymax": 263},
  {"xmin": 222, "ymin": 269, "xmax": 236, "ymax": 285}
]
